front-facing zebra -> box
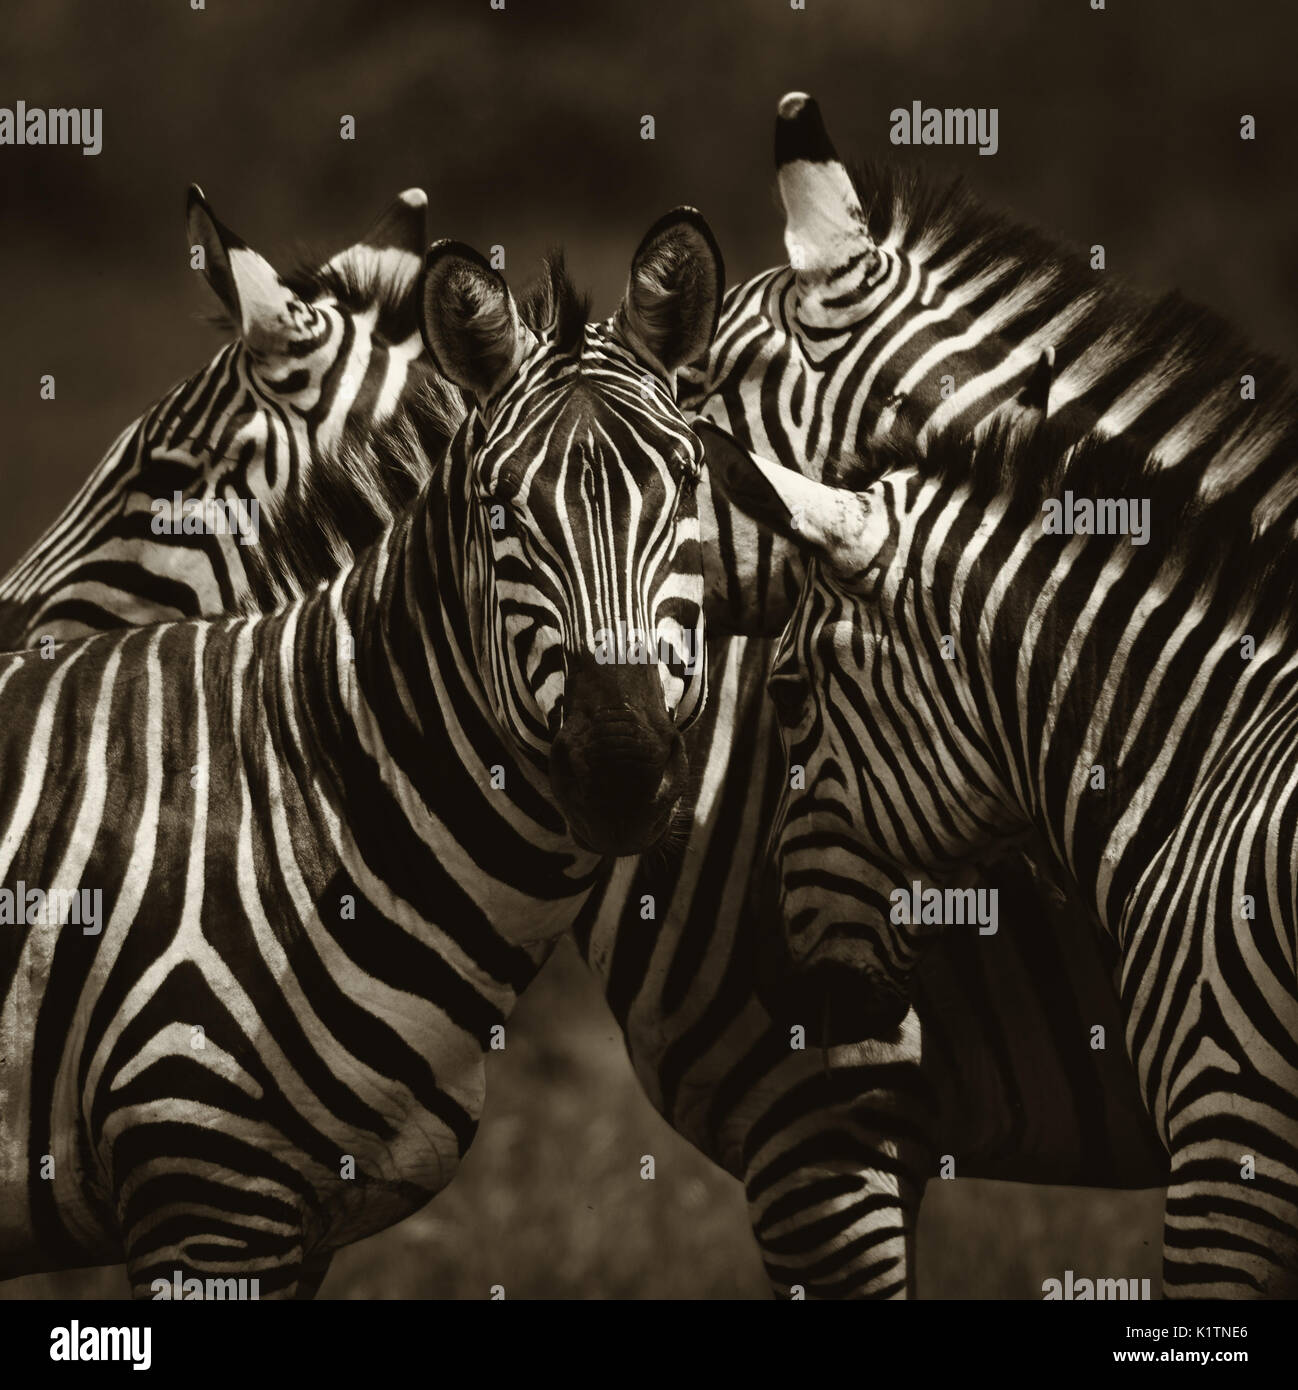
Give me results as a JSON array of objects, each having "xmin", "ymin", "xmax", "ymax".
[
  {"xmin": 0, "ymin": 210, "xmax": 723, "ymax": 1295},
  {"xmin": 710, "ymin": 414, "xmax": 1298, "ymax": 1297}
]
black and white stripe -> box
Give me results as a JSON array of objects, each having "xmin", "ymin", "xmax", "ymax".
[{"xmin": 0, "ymin": 187, "xmax": 461, "ymax": 646}]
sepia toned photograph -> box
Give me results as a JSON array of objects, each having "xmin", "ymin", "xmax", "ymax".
[{"xmin": 0, "ymin": 0, "xmax": 1294, "ymax": 1363}]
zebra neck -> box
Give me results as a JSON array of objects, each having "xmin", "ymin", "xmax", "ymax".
[{"xmin": 957, "ymin": 516, "xmax": 1298, "ymax": 940}]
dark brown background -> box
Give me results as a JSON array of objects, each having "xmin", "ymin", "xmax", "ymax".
[{"xmin": 2, "ymin": 0, "xmax": 1292, "ymax": 1296}]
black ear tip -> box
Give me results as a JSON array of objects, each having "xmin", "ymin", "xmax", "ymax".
[
  {"xmin": 693, "ymin": 417, "xmax": 727, "ymax": 446},
  {"xmin": 423, "ymin": 237, "xmax": 458, "ymax": 269},
  {"xmin": 775, "ymin": 90, "xmax": 837, "ymax": 168},
  {"xmin": 186, "ymin": 184, "xmax": 210, "ymax": 219}
]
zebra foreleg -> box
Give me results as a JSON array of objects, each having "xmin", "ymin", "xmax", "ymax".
[
  {"xmin": 744, "ymin": 1125, "xmax": 923, "ymax": 1300},
  {"xmin": 123, "ymin": 1218, "xmax": 320, "ymax": 1301},
  {"xmin": 1162, "ymin": 1157, "xmax": 1298, "ymax": 1298}
]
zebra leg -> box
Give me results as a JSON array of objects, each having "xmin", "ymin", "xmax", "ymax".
[
  {"xmin": 124, "ymin": 1229, "xmax": 318, "ymax": 1301},
  {"xmin": 746, "ymin": 1161, "xmax": 920, "ymax": 1299},
  {"xmin": 118, "ymin": 1170, "xmax": 321, "ymax": 1301},
  {"xmin": 1162, "ymin": 1141, "xmax": 1298, "ymax": 1297},
  {"xmin": 742, "ymin": 1084, "xmax": 928, "ymax": 1299}
]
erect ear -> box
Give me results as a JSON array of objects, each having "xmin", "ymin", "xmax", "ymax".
[
  {"xmin": 324, "ymin": 188, "xmax": 429, "ymax": 336},
  {"xmin": 357, "ymin": 187, "xmax": 428, "ymax": 257},
  {"xmin": 618, "ymin": 208, "xmax": 724, "ymax": 375},
  {"xmin": 775, "ymin": 92, "xmax": 878, "ymax": 292},
  {"xmin": 698, "ymin": 420, "xmax": 882, "ymax": 565},
  {"xmin": 186, "ymin": 184, "xmax": 315, "ymax": 357},
  {"xmin": 419, "ymin": 240, "xmax": 535, "ymax": 402},
  {"xmin": 326, "ymin": 186, "xmax": 428, "ymax": 289}
]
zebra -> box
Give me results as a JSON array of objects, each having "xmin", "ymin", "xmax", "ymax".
[
  {"xmin": 574, "ymin": 630, "xmax": 1164, "ymax": 1297},
  {"xmin": 623, "ymin": 84, "xmax": 1298, "ymax": 1289},
  {"xmin": 0, "ymin": 210, "xmax": 723, "ymax": 1296},
  {"xmin": 0, "ymin": 182, "xmax": 962, "ymax": 1297},
  {"xmin": 0, "ymin": 144, "xmax": 1166, "ymax": 1296},
  {"xmin": 705, "ymin": 412, "xmax": 1298, "ymax": 1298},
  {"xmin": 0, "ymin": 183, "xmax": 462, "ymax": 647},
  {"xmin": 565, "ymin": 90, "xmax": 1205, "ymax": 1293},
  {"xmin": 683, "ymin": 91, "xmax": 1288, "ymax": 633}
]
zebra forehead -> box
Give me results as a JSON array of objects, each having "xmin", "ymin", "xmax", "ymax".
[{"xmin": 514, "ymin": 377, "xmax": 693, "ymax": 459}]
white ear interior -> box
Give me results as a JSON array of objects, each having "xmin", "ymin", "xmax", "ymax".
[
  {"xmin": 227, "ymin": 247, "xmax": 304, "ymax": 354},
  {"xmin": 778, "ymin": 159, "xmax": 872, "ymax": 276}
]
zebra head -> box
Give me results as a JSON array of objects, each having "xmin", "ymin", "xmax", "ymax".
[
  {"xmin": 0, "ymin": 187, "xmax": 455, "ymax": 643},
  {"xmin": 706, "ymin": 422, "xmax": 1025, "ymax": 1036},
  {"xmin": 186, "ymin": 184, "xmax": 445, "ymax": 479},
  {"xmin": 681, "ymin": 91, "xmax": 1060, "ymax": 475},
  {"xmin": 419, "ymin": 213, "xmax": 724, "ymax": 856}
]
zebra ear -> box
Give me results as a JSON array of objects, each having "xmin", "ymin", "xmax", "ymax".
[
  {"xmin": 693, "ymin": 421, "xmax": 803, "ymax": 637},
  {"xmin": 619, "ymin": 208, "xmax": 725, "ymax": 375},
  {"xmin": 775, "ymin": 93, "xmax": 878, "ymax": 287},
  {"xmin": 323, "ymin": 189, "xmax": 429, "ymax": 335},
  {"xmin": 358, "ymin": 187, "xmax": 427, "ymax": 257},
  {"xmin": 698, "ymin": 421, "xmax": 806, "ymax": 547},
  {"xmin": 419, "ymin": 241, "xmax": 534, "ymax": 402},
  {"xmin": 185, "ymin": 185, "xmax": 311, "ymax": 357},
  {"xmin": 700, "ymin": 421, "xmax": 879, "ymax": 563}
]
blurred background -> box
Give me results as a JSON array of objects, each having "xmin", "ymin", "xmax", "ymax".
[{"xmin": 1, "ymin": 0, "xmax": 1290, "ymax": 1297}]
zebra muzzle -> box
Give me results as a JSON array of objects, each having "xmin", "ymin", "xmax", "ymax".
[{"xmin": 549, "ymin": 657, "xmax": 688, "ymax": 856}]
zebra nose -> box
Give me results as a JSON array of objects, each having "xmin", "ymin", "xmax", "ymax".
[{"xmin": 549, "ymin": 712, "xmax": 686, "ymax": 855}]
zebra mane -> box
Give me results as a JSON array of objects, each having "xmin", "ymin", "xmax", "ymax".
[
  {"xmin": 849, "ymin": 411, "xmax": 1298, "ymax": 636},
  {"xmin": 237, "ymin": 375, "xmax": 468, "ymax": 613},
  {"xmin": 519, "ymin": 251, "xmax": 591, "ymax": 355},
  {"xmin": 845, "ymin": 157, "xmax": 1298, "ymax": 545},
  {"xmin": 852, "ymin": 159, "xmax": 1294, "ymax": 455}
]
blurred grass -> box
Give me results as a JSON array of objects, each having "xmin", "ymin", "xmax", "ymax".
[{"xmin": 1, "ymin": 940, "xmax": 1162, "ymax": 1300}]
